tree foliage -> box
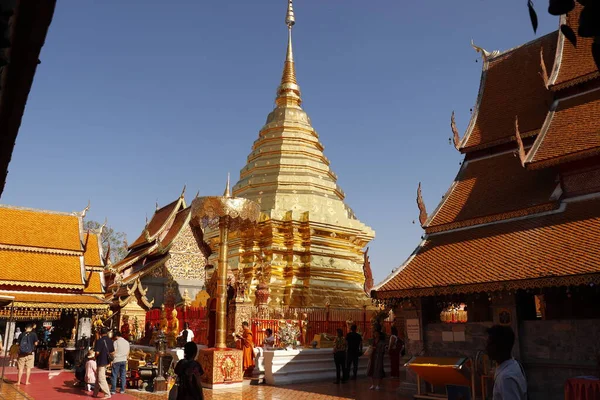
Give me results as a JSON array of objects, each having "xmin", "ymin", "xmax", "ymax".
[{"xmin": 84, "ymin": 220, "xmax": 128, "ymax": 264}]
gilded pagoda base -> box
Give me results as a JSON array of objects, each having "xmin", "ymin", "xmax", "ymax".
[{"xmin": 197, "ymin": 348, "xmax": 243, "ymax": 389}]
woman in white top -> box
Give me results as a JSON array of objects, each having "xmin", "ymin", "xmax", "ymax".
[
  {"xmin": 178, "ymin": 322, "xmax": 195, "ymax": 343},
  {"xmin": 263, "ymin": 328, "xmax": 275, "ymax": 349}
]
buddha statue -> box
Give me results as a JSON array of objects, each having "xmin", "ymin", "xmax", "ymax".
[
  {"xmin": 167, "ymin": 309, "xmax": 179, "ymax": 348},
  {"xmin": 159, "ymin": 305, "xmax": 169, "ymax": 333}
]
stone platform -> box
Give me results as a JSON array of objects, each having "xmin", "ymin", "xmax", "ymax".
[{"xmin": 262, "ymin": 348, "xmax": 390, "ymax": 386}]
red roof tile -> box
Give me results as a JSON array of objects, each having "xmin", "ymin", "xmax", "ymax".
[
  {"xmin": 129, "ymin": 198, "xmax": 182, "ymax": 249},
  {"xmin": 427, "ymin": 151, "xmax": 559, "ymax": 232},
  {"xmin": 160, "ymin": 207, "xmax": 191, "ymax": 247},
  {"xmin": 527, "ymin": 88, "xmax": 600, "ymax": 167},
  {"xmin": 550, "ymin": 4, "xmax": 600, "ymax": 90},
  {"xmin": 461, "ymin": 32, "xmax": 558, "ymax": 151},
  {"xmin": 375, "ymin": 198, "xmax": 600, "ymax": 298}
]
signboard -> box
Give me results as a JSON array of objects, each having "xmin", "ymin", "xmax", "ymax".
[{"xmin": 406, "ymin": 318, "xmax": 421, "ymax": 341}]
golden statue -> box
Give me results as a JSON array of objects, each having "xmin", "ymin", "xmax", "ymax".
[
  {"xmin": 301, "ymin": 313, "xmax": 308, "ymax": 346},
  {"xmin": 159, "ymin": 305, "xmax": 168, "ymax": 333},
  {"xmin": 167, "ymin": 309, "xmax": 179, "ymax": 348}
]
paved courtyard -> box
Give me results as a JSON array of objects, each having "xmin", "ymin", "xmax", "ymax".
[{"xmin": 1, "ymin": 367, "xmax": 408, "ymax": 400}]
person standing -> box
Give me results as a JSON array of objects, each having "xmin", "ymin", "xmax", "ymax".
[
  {"xmin": 263, "ymin": 328, "xmax": 275, "ymax": 350},
  {"xmin": 345, "ymin": 324, "xmax": 363, "ymax": 381},
  {"xmin": 174, "ymin": 341, "xmax": 204, "ymax": 400},
  {"xmin": 486, "ymin": 325, "xmax": 527, "ymax": 400},
  {"xmin": 16, "ymin": 324, "xmax": 38, "ymax": 386},
  {"xmin": 14, "ymin": 327, "xmax": 22, "ymax": 341},
  {"xmin": 388, "ymin": 326, "xmax": 402, "ymax": 378},
  {"xmin": 93, "ymin": 327, "xmax": 114, "ymax": 399},
  {"xmin": 111, "ymin": 330, "xmax": 130, "ymax": 395},
  {"xmin": 84, "ymin": 350, "xmax": 97, "ymax": 393},
  {"xmin": 367, "ymin": 329, "xmax": 387, "ymax": 390},
  {"xmin": 9, "ymin": 339, "xmax": 19, "ymax": 367},
  {"xmin": 178, "ymin": 322, "xmax": 195, "ymax": 344},
  {"xmin": 234, "ymin": 321, "xmax": 255, "ymax": 376},
  {"xmin": 332, "ymin": 328, "xmax": 348, "ymax": 384}
]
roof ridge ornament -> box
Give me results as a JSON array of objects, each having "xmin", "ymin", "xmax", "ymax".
[
  {"xmin": 539, "ymin": 46, "xmax": 549, "ymax": 88},
  {"xmin": 471, "ymin": 39, "xmax": 500, "ymax": 62},
  {"xmin": 143, "ymin": 214, "xmax": 151, "ymax": 241},
  {"xmin": 180, "ymin": 184, "xmax": 187, "ymax": 199},
  {"xmin": 514, "ymin": 116, "xmax": 528, "ymax": 167},
  {"xmin": 417, "ymin": 182, "xmax": 428, "ymax": 227},
  {"xmin": 451, "ymin": 111, "xmax": 461, "ymax": 150},
  {"xmin": 80, "ymin": 200, "xmax": 91, "ymax": 218}
]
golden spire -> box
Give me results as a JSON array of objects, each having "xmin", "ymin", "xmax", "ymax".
[
  {"xmin": 276, "ymin": 0, "xmax": 302, "ymax": 108},
  {"xmin": 223, "ymin": 173, "xmax": 231, "ymax": 198}
]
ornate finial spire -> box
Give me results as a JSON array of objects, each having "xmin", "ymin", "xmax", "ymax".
[
  {"xmin": 451, "ymin": 111, "xmax": 461, "ymax": 150},
  {"xmin": 514, "ymin": 116, "xmax": 527, "ymax": 167},
  {"xmin": 276, "ymin": 0, "xmax": 302, "ymax": 108},
  {"xmin": 417, "ymin": 182, "xmax": 428, "ymax": 227},
  {"xmin": 223, "ymin": 173, "xmax": 231, "ymax": 197}
]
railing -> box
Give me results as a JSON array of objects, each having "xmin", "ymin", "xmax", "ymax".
[
  {"xmin": 145, "ymin": 305, "xmax": 395, "ymax": 347},
  {"xmin": 145, "ymin": 306, "xmax": 208, "ymax": 345}
]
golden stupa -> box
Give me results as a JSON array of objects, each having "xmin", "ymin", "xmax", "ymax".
[{"xmin": 205, "ymin": 0, "xmax": 375, "ymax": 308}]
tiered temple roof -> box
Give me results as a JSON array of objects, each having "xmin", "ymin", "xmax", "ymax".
[
  {"xmin": 0, "ymin": 205, "xmax": 109, "ymax": 319},
  {"xmin": 374, "ymin": 3, "xmax": 600, "ymax": 301},
  {"xmin": 106, "ymin": 187, "xmax": 206, "ymax": 309}
]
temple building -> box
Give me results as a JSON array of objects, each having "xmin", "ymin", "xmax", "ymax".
[
  {"xmin": 203, "ymin": 0, "xmax": 375, "ymax": 308},
  {"xmin": 0, "ymin": 204, "xmax": 109, "ymax": 348},
  {"xmin": 373, "ymin": 4, "xmax": 600, "ymax": 400},
  {"xmin": 106, "ymin": 187, "xmax": 209, "ymax": 321}
]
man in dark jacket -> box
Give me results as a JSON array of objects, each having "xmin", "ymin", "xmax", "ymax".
[
  {"xmin": 345, "ymin": 324, "xmax": 363, "ymax": 380},
  {"xmin": 93, "ymin": 327, "xmax": 115, "ymax": 398}
]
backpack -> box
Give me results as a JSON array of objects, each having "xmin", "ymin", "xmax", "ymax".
[{"xmin": 19, "ymin": 332, "xmax": 33, "ymax": 354}]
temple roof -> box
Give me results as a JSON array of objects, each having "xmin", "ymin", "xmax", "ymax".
[
  {"xmin": 0, "ymin": 206, "xmax": 83, "ymax": 252},
  {"xmin": 460, "ymin": 32, "xmax": 558, "ymax": 152},
  {"xmin": 128, "ymin": 194, "xmax": 185, "ymax": 249},
  {"xmin": 0, "ymin": 291, "xmax": 108, "ymax": 309},
  {"xmin": 84, "ymin": 270, "xmax": 105, "ymax": 294},
  {"xmin": 426, "ymin": 151, "xmax": 560, "ymax": 232},
  {"xmin": 84, "ymin": 232, "xmax": 104, "ymax": 267},
  {"xmin": 526, "ymin": 87, "xmax": 600, "ymax": 168},
  {"xmin": 374, "ymin": 197, "xmax": 600, "ymax": 299},
  {"xmin": 0, "ymin": 250, "xmax": 83, "ymax": 289},
  {"xmin": 548, "ymin": 4, "xmax": 600, "ymax": 91}
]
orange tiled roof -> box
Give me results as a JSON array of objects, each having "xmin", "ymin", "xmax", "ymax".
[
  {"xmin": 374, "ymin": 198, "xmax": 600, "ymax": 299},
  {"xmin": 550, "ymin": 4, "xmax": 600, "ymax": 90},
  {"xmin": 0, "ymin": 291, "xmax": 107, "ymax": 308},
  {"xmin": 527, "ymin": 88, "xmax": 600, "ymax": 167},
  {"xmin": 461, "ymin": 32, "xmax": 558, "ymax": 151},
  {"xmin": 84, "ymin": 270, "xmax": 104, "ymax": 294},
  {"xmin": 129, "ymin": 198, "xmax": 182, "ymax": 249},
  {"xmin": 0, "ymin": 249, "xmax": 83, "ymax": 288},
  {"xmin": 0, "ymin": 206, "xmax": 82, "ymax": 251},
  {"xmin": 427, "ymin": 151, "xmax": 559, "ymax": 232},
  {"xmin": 83, "ymin": 232, "xmax": 103, "ymax": 267}
]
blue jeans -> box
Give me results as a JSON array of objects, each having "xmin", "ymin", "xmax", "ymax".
[{"xmin": 111, "ymin": 361, "xmax": 126, "ymax": 393}]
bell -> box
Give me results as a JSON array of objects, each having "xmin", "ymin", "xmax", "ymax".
[
  {"xmin": 548, "ymin": 0, "xmax": 575, "ymax": 15},
  {"xmin": 578, "ymin": 4, "xmax": 600, "ymax": 38}
]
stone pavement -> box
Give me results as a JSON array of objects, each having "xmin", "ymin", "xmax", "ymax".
[{"xmin": 1, "ymin": 366, "xmax": 409, "ymax": 400}]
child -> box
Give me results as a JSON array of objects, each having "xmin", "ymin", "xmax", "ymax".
[
  {"xmin": 84, "ymin": 350, "xmax": 97, "ymax": 393},
  {"xmin": 8, "ymin": 339, "xmax": 19, "ymax": 367}
]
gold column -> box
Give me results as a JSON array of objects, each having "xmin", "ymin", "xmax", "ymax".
[{"xmin": 215, "ymin": 216, "xmax": 230, "ymax": 349}]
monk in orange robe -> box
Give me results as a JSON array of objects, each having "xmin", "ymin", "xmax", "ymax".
[{"xmin": 235, "ymin": 321, "xmax": 255, "ymax": 374}]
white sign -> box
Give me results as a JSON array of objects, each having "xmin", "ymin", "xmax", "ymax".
[{"xmin": 406, "ymin": 318, "xmax": 421, "ymax": 341}]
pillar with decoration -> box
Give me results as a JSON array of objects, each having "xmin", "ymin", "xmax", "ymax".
[{"xmin": 189, "ymin": 176, "xmax": 260, "ymax": 389}]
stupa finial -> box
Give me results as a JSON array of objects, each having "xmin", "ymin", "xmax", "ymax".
[
  {"xmin": 276, "ymin": 0, "xmax": 302, "ymax": 108},
  {"xmin": 223, "ymin": 173, "xmax": 231, "ymax": 198}
]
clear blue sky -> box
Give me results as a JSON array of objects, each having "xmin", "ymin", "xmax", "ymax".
[{"xmin": 2, "ymin": 1, "xmax": 558, "ymax": 284}]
